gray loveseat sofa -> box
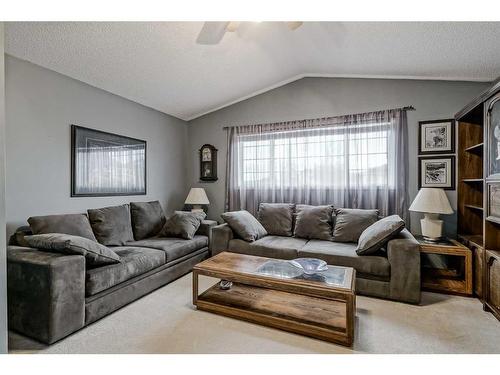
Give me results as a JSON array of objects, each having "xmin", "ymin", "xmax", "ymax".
[
  {"xmin": 210, "ymin": 205, "xmax": 421, "ymax": 304},
  {"xmin": 7, "ymin": 203, "xmax": 215, "ymax": 344}
]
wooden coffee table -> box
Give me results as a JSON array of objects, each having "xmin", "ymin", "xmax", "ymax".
[{"xmin": 192, "ymin": 252, "xmax": 356, "ymax": 346}]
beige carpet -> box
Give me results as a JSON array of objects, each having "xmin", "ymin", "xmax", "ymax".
[{"xmin": 8, "ymin": 273, "xmax": 500, "ymax": 354}]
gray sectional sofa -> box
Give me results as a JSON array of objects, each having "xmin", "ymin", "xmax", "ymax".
[
  {"xmin": 211, "ymin": 204, "xmax": 421, "ymax": 304},
  {"xmin": 7, "ymin": 203, "xmax": 215, "ymax": 344}
]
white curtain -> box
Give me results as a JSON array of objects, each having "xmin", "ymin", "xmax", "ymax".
[
  {"xmin": 75, "ymin": 144, "xmax": 145, "ymax": 194},
  {"xmin": 225, "ymin": 108, "xmax": 408, "ymax": 221}
]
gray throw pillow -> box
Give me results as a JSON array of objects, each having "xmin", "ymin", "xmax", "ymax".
[
  {"xmin": 293, "ymin": 205, "xmax": 334, "ymax": 241},
  {"xmin": 25, "ymin": 233, "xmax": 121, "ymax": 266},
  {"xmin": 9, "ymin": 226, "xmax": 32, "ymax": 247},
  {"xmin": 356, "ymin": 215, "xmax": 405, "ymax": 255},
  {"xmin": 88, "ymin": 204, "xmax": 134, "ymax": 246},
  {"xmin": 221, "ymin": 210, "xmax": 268, "ymax": 242},
  {"xmin": 28, "ymin": 213, "xmax": 97, "ymax": 242},
  {"xmin": 258, "ymin": 203, "xmax": 295, "ymax": 237},
  {"xmin": 332, "ymin": 208, "xmax": 379, "ymax": 243},
  {"xmin": 130, "ymin": 201, "xmax": 166, "ymax": 240},
  {"xmin": 161, "ymin": 211, "xmax": 206, "ymax": 240}
]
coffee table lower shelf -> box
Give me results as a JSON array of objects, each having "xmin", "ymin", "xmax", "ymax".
[{"xmin": 195, "ymin": 281, "xmax": 352, "ymax": 346}]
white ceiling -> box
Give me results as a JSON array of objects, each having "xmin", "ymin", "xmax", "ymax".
[{"xmin": 5, "ymin": 22, "xmax": 500, "ymax": 120}]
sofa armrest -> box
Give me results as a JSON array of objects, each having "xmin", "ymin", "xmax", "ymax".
[
  {"xmin": 196, "ymin": 219, "xmax": 219, "ymax": 238},
  {"xmin": 386, "ymin": 229, "xmax": 421, "ymax": 304},
  {"xmin": 209, "ymin": 223, "xmax": 234, "ymax": 256},
  {"xmin": 7, "ymin": 246, "xmax": 86, "ymax": 344}
]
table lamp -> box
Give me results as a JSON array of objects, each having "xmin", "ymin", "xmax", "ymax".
[
  {"xmin": 409, "ymin": 188, "xmax": 453, "ymax": 241},
  {"xmin": 185, "ymin": 188, "xmax": 209, "ymax": 212}
]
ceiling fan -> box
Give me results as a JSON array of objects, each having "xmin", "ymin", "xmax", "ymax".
[{"xmin": 196, "ymin": 21, "xmax": 303, "ymax": 45}]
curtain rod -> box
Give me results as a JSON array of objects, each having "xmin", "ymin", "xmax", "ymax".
[
  {"xmin": 402, "ymin": 106, "xmax": 416, "ymax": 111},
  {"xmin": 223, "ymin": 105, "xmax": 416, "ymax": 130}
]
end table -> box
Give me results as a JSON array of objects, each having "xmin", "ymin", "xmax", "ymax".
[{"xmin": 415, "ymin": 235, "xmax": 473, "ymax": 296}]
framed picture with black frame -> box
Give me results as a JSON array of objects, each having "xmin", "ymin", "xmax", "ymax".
[
  {"xmin": 71, "ymin": 125, "xmax": 147, "ymax": 197},
  {"xmin": 418, "ymin": 155, "xmax": 455, "ymax": 190},
  {"xmin": 418, "ymin": 119, "xmax": 455, "ymax": 155}
]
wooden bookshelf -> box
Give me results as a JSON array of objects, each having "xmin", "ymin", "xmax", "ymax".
[
  {"xmin": 456, "ymin": 76, "xmax": 500, "ymax": 320},
  {"xmin": 457, "ymin": 120, "xmax": 484, "ymax": 240}
]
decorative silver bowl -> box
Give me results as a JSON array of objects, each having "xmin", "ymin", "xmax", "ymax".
[{"xmin": 289, "ymin": 258, "xmax": 328, "ymax": 275}]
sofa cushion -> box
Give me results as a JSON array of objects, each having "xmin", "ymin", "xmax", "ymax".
[
  {"xmin": 28, "ymin": 213, "xmax": 97, "ymax": 242},
  {"xmin": 160, "ymin": 211, "xmax": 206, "ymax": 240},
  {"xmin": 332, "ymin": 208, "xmax": 379, "ymax": 243},
  {"xmin": 221, "ymin": 210, "xmax": 267, "ymax": 242},
  {"xmin": 25, "ymin": 233, "xmax": 121, "ymax": 267},
  {"xmin": 228, "ymin": 236, "xmax": 307, "ymax": 260},
  {"xmin": 294, "ymin": 205, "xmax": 334, "ymax": 241},
  {"xmin": 356, "ymin": 215, "xmax": 405, "ymax": 255},
  {"xmin": 299, "ymin": 240, "xmax": 390, "ymax": 277},
  {"xmin": 88, "ymin": 204, "xmax": 135, "ymax": 246},
  {"xmin": 130, "ymin": 201, "xmax": 166, "ymax": 240},
  {"xmin": 258, "ymin": 203, "xmax": 295, "ymax": 237},
  {"xmin": 126, "ymin": 235, "xmax": 208, "ymax": 262},
  {"xmin": 85, "ymin": 246, "xmax": 166, "ymax": 296}
]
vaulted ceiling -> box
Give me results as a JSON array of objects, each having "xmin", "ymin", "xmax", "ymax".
[{"xmin": 5, "ymin": 22, "xmax": 500, "ymax": 120}]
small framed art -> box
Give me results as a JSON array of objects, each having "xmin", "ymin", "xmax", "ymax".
[
  {"xmin": 418, "ymin": 155, "xmax": 455, "ymax": 190},
  {"xmin": 418, "ymin": 119, "xmax": 455, "ymax": 155}
]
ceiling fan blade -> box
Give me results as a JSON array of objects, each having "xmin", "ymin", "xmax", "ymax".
[
  {"xmin": 196, "ymin": 22, "xmax": 230, "ymax": 45},
  {"xmin": 287, "ymin": 21, "xmax": 303, "ymax": 31}
]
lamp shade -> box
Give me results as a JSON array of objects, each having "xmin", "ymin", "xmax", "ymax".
[
  {"xmin": 409, "ymin": 188, "xmax": 453, "ymax": 214},
  {"xmin": 185, "ymin": 188, "xmax": 209, "ymax": 205}
]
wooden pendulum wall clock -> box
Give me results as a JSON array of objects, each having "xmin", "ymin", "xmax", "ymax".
[{"xmin": 199, "ymin": 144, "xmax": 218, "ymax": 182}]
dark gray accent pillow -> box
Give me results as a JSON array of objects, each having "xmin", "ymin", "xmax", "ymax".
[
  {"xmin": 293, "ymin": 205, "xmax": 334, "ymax": 241},
  {"xmin": 356, "ymin": 215, "xmax": 405, "ymax": 255},
  {"xmin": 28, "ymin": 213, "xmax": 97, "ymax": 242},
  {"xmin": 87, "ymin": 204, "xmax": 134, "ymax": 246},
  {"xmin": 8, "ymin": 226, "xmax": 32, "ymax": 247},
  {"xmin": 161, "ymin": 211, "xmax": 206, "ymax": 240},
  {"xmin": 332, "ymin": 208, "xmax": 379, "ymax": 243},
  {"xmin": 25, "ymin": 233, "xmax": 121, "ymax": 266},
  {"xmin": 258, "ymin": 203, "xmax": 295, "ymax": 236},
  {"xmin": 130, "ymin": 201, "xmax": 166, "ymax": 240},
  {"xmin": 221, "ymin": 210, "xmax": 268, "ymax": 242}
]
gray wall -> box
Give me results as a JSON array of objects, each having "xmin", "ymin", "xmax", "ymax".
[
  {"xmin": 187, "ymin": 77, "xmax": 490, "ymax": 236},
  {"xmin": 0, "ymin": 23, "xmax": 8, "ymax": 354},
  {"xmin": 5, "ymin": 56, "xmax": 189, "ymax": 236}
]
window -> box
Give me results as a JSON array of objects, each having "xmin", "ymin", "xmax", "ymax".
[
  {"xmin": 236, "ymin": 123, "xmax": 390, "ymax": 190},
  {"xmin": 225, "ymin": 108, "xmax": 407, "ymax": 219}
]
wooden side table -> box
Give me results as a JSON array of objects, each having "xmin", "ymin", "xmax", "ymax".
[{"xmin": 415, "ymin": 235, "xmax": 473, "ymax": 296}]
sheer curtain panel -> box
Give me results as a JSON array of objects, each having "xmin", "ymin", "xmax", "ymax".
[{"xmin": 225, "ymin": 108, "xmax": 409, "ymax": 221}]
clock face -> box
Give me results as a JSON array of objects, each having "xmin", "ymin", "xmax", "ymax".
[{"xmin": 202, "ymin": 147, "xmax": 212, "ymax": 161}]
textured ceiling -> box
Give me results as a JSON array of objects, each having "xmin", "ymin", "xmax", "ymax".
[{"xmin": 5, "ymin": 22, "xmax": 500, "ymax": 120}]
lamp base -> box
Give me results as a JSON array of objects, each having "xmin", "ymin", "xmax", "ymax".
[
  {"xmin": 190, "ymin": 204, "xmax": 204, "ymax": 213},
  {"xmin": 422, "ymin": 235, "xmax": 443, "ymax": 243},
  {"xmin": 420, "ymin": 213, "xmax": 443, "ymax": 242}
]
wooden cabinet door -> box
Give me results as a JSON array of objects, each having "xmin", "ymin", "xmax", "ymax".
[
  {"xmin": 472, "ymin": 245, "xmax": 484, "ymax": 298},
  {"xmin": 486, "ymin": 93, "xmax": 500, "ymax": 180},
  {"xmin": 486, "ymin": 251, "xmax": 500, "ymax": 314}
]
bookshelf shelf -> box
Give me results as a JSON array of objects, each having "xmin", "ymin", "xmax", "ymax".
[
  {"xmin": 464, "ymin": 142, "xmax": 483, "ymax": 153},
  {"xmin": 464, "ymin": 204, "xmax": 483, "ymax": 211}
]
